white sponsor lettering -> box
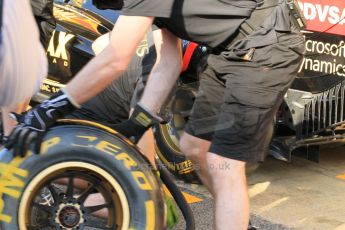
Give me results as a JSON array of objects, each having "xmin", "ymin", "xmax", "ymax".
[
  {"xmin": 299, "ymin": 39, "xmax": 345, "ymax": 77},
  {"xmin": 298, "ymin": 1, "xmax": 345, "ymax": 25}
]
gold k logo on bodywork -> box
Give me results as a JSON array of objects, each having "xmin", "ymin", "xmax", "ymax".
[{"xmin": 47, "ymin": 31, "xmax": 75, "ymax": 65}]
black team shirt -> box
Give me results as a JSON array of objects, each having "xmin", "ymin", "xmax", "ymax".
[
  {"xmin": 121, "ymin": 0, "xmax": 295, "ymax": 50},
  {"xmin": 121, "ymin": 0, "xmax": 257, "ymax": 48}
]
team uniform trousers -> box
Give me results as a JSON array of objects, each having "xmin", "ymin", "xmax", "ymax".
[{"xmin": 185, "ymin": 31, "xmax": 305, "ymax": 163}]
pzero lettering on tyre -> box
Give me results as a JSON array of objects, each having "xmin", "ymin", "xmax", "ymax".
[{"xmin": 0, "ymin": 119, "xmax": 165, "ymax": 230}]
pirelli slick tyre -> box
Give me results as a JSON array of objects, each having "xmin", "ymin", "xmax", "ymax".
[
  {"xmin": 0, "ymin": 119, "xmax": 165, "ymax": 230},
  {"xmin": 154, "ymin": 85, "xmax": 200, "ymax": 184}
]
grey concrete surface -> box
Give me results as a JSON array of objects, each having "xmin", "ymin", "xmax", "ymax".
[
  {"xmin": 247, "ymin": 145, "xmax": 345, "ymax": 230},
  {"xmin": 173, "ymin": 145, "xmax": 345, "ymax": 230}
]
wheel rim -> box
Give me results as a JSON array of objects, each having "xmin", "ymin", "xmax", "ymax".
[
  {"xmin": 161, "ymin": 87, "xmax": 196, "ymax": 154},
  {"xmin": 18, "ymin": 162, "xmax": 130, "ymax": 230}
]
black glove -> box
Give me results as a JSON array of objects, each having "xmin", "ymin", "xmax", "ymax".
[
  {"xmin": 5, "ymin": 90, "xmax": 78, "ymax": 157},
  {"xmin": 114, "ymin": 103, "xmax": 162, "ymax": 143}
]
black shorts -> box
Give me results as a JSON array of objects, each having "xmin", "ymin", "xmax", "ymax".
[{"xmin": 185, "ymin": 32, "xmax": 304, "ymax": 163}]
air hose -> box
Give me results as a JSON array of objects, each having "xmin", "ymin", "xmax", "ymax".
[{"xmin": 159, "ymin": 165, "xmax": 195, "ymax": 230}]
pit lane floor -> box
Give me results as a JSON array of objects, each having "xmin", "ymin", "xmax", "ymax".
[{"xmin": 173, "ymin": 145, "xmax": 345, "ymax": 230}]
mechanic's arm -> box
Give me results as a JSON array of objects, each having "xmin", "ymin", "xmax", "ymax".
[
  {"xmin": 140, "ymin": 28, "xmax": 182, "ymax": 113},
  {"xmin": 65, "ymin": 16, "xmax": 154, "ymax": 104},
  {"xmin": 5, "ymin": 16, "xmax": 154, "ymax": 156},
  {"xmin": 114, "ymin": 28, "xmax": 182, "ymax": 142}
]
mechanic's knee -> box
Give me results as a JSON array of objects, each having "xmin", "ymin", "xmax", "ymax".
[
  {"xmin": 180, "ymin": 134, "xmax": 198, "ymax": 158},
  {"xmin": 180, "ymin": 133, "xmax": 203, "ymax": 163},
  {"xmin": 205, "ymin": 152, "xmax": 246, "ymax": 185}
]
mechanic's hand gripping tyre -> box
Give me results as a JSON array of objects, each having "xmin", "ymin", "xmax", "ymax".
[{"xmin": 0, "ymin": 119, "xmax": 166, "ymax": 230}]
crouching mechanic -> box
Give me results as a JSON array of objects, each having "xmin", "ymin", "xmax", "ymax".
[{"xmin": 6, "ymin": 0, "xmax": 305, "ymax": 229}]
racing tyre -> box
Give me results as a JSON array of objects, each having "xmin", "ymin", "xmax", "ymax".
[
  {"xmin": 0, "ymin": 119, "xmax": 165, "ymax": 230},
  {"xmin": 154, "ymin": 85, "xmax": 200, "ymax": 184}
]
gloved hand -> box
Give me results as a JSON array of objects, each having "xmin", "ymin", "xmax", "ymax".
[
  {"xmin": 114, "ymin": 103, "xmax": 162, "ymax": 143},
  {"xmin": 5, "ymin": 89, "xmax": 79, "ymax": 157}
]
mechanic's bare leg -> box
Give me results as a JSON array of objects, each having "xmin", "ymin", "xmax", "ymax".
[
  {"xmin": 180, "ymin": 133, "xmax": 249, "ymax": 230},
  {"xmin": 206, "ymin": 152, "xmax": 249, "ymax": 230},
  {"xmin": 179, "ymin": 132, "xmax": 213, "ymax": 193}
]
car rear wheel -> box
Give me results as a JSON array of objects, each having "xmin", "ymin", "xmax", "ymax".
[{"xmin": 154, "ymin": 85, "xmax": 201, "ymax": 184}]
